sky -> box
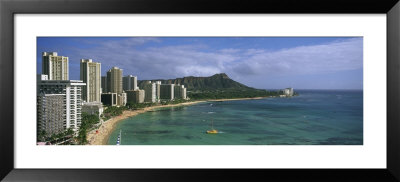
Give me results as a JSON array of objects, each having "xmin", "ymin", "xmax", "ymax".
[{"xmin": 37, "ymin": 37, "xmax": 363, "ymax": 90}]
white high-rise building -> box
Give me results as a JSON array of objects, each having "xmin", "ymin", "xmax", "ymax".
[
  {"xmin": 287, "ymin": 88, "xmax": 294, "ymax": 96},
  {"xmin": 123, "ymin": 75, "xmax": 137, "ymax": 91},
  {"xmin": 42, "ymin": 52, "xmax": 69, "ymax": 80},
  {"xmin": 37, "ymin": 80, "xmax": 86, "ymax": 133},
  {"xmin": 281, "ymin": 88, "xmax": 294, "ymax": 96},
  {"xmin": 181, "ymin": 85, "xmax": 187, "ymax": 99},
  {"xmin": 143, "ymin": 81, "xmax": 156, "ymax": 103},
  {"xmin": 155, "ymin": 81, "xmax": 161, "ymax": 102},
  {"xmin": 80, "ymin": 59, "xmax": 101, "ymax": 103}
]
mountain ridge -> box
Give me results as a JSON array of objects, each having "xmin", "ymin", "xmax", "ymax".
[{"xmin": 138, "ymin": 73, "xmax": 258, "ymax": 91}]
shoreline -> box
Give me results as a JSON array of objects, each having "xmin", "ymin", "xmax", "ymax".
[
  {"xmin": 205, "ymin": 96, "xmax": 268, "ymax": 102},
  {"xmin": 86, "ymin": 97, "xmax": 268, "ymax": 145},
  {"xmin": 87, "ymin": 100, "xmax": 205, "ymax": 145}
]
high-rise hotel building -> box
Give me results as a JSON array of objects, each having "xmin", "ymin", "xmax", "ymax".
[
  {"xmin": 37, "ymin": 79, "xmax": 86, "ymax": 135},
  {"xmin": 155, "ymin": 81, "xmax": 161, "ymax": 102},
  {"xmin": 143, "ymin": 81, "xmax": 156, "ymax": 103},
  {"xmin": 160, "ymin": 84, "xmax": 175, "ymax": 100},
  {"xmin": 123, "ymin": 75, "xmax": 138, "ymax": 91},
  {"xmin": 106, "ymin": 67, "xmax": 123, "ymax": 94},
  {"xmin": 159, "ymin": 83, "xmax": 187, "ymax": 101},
  {"xmin": 126, "ymin": 89, "xmax": 145, "ymax": 104},
  {"xmin": 174, "ymin": 84, "xmax": 187, "ymax": 99},
  {"xmin": 42, "ymin": 52, "xmax": 69, "ymax": 80},
  {"xmin": 80, "ymin": 59, "xmax": 101, "ymax": 103}
]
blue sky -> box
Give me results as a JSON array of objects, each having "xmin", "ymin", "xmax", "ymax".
[{"xmin": 37, "ymin": 37, "xmax": 363, "ymax": 90}]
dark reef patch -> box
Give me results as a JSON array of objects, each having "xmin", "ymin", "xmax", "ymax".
[
  {"xmin": 297, "ymin": 125, "xmax": 330, "ymax": 132},
  {"xmin": 318, "ymin": 137, "xmax": 362, "ymax": 145},
  {"xmin": 134, "ymin": 130, "xmax": 173, "ymax": 135}
]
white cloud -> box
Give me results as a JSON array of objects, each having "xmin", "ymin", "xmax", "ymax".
[
  {"xmin": 70, "ymin": 38, "xmax": 362, "ymax": 81},
  {"xmin": 229, "ymin": 38, "xmax": 363, "ymax": 76}
]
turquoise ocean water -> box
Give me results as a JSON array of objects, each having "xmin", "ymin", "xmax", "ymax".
[{"xmin": 107, "ymin": 90, "xmax": 363, "ymax": 145}]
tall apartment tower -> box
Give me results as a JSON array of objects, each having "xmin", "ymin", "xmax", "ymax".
[
  {"xmin": 80, "ymin": 59, "xmax": 101, "ymax": 103},
  {"xmin": 101, "ymin": 76, "xmax": 107, "ymax": 93},
  {"xmin": 181, "ymin": 86, "xmax": 187, "ymax": 99},
  {"xmin": 155, "ymin": 81, "xmax": 161, "ymax": 102},
  {"xmin": 106, "ymin": 67, "xmax": 123, "ymax": 94},
  {"xmin": 173, "ymin": 84, "xmax": 187, "ymax": 99},
  {"xmin": 174, "ymin": 84, "xmax": 182, "ymax": 99},
  {"xmin": 143, "ymin": 81, "xmax": 156, "ymax": 103},
  {"xmin": 123, "ymin": 75, "xmax": 138, "ymax": 91},
  {"xmin": 42, "ymin": 52, "xmax": 69, "ymax": 80},
  {"xmin": 37, "ymin": 80, "xmax": 86, "ymax": 134}
]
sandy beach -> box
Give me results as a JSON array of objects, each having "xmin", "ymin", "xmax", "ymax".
[{"xmin": 86, "ymin": 97, "xmax": 268, "ymax": 145}]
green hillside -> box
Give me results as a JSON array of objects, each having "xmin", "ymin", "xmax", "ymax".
[
  {"xmin": 138, "ymin": 73, "xmax": 280, "ymax": 100},
  {"xmin": 138, "ymin": 73, "xmax": 253, "ymax": 91}
]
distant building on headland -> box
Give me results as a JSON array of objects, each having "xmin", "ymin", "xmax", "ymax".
[
  {"xmin": 42, "ymin": 52, "xmax": 69, "ymax": 80},
  {"xmin": 126, "ymin": 89, "xmax": 145, "ymax": 103},
  {"xmin": 280, "ymin": 88, "xmax": 294, "ymax": 97},
  {"xmin": 123, "ymin": 75, "xmax": 138, "ymax": 91},
  {"xmin": 37, "ymin": 79, "xmax": 86, "ymax": 135}
]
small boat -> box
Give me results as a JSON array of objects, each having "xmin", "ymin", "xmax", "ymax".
[
  {"xmin": 206, "ymin": 119, "xmax": 218, "ymax": 134},
  {"xmin": 116, "ymin": 129, "xmax": 121, "ymax": 145}
]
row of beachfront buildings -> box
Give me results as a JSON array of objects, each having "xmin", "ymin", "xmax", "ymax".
[
  {"xmin": 37, "ymin": 52, "xmax": 187, "ymax": 138},
  {"xmin": 100, "ymin": 67, "xmax": 187, "ymax": 107}
]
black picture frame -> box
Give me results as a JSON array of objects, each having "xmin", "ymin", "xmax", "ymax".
[{"xmin": 1, "ymin": 0, "xmax": 400, "ymax": 181}]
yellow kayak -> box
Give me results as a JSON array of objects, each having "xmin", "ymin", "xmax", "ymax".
[{"xmin": 206, "ymin": 129, "xmax": 218, "ymax": 134}]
